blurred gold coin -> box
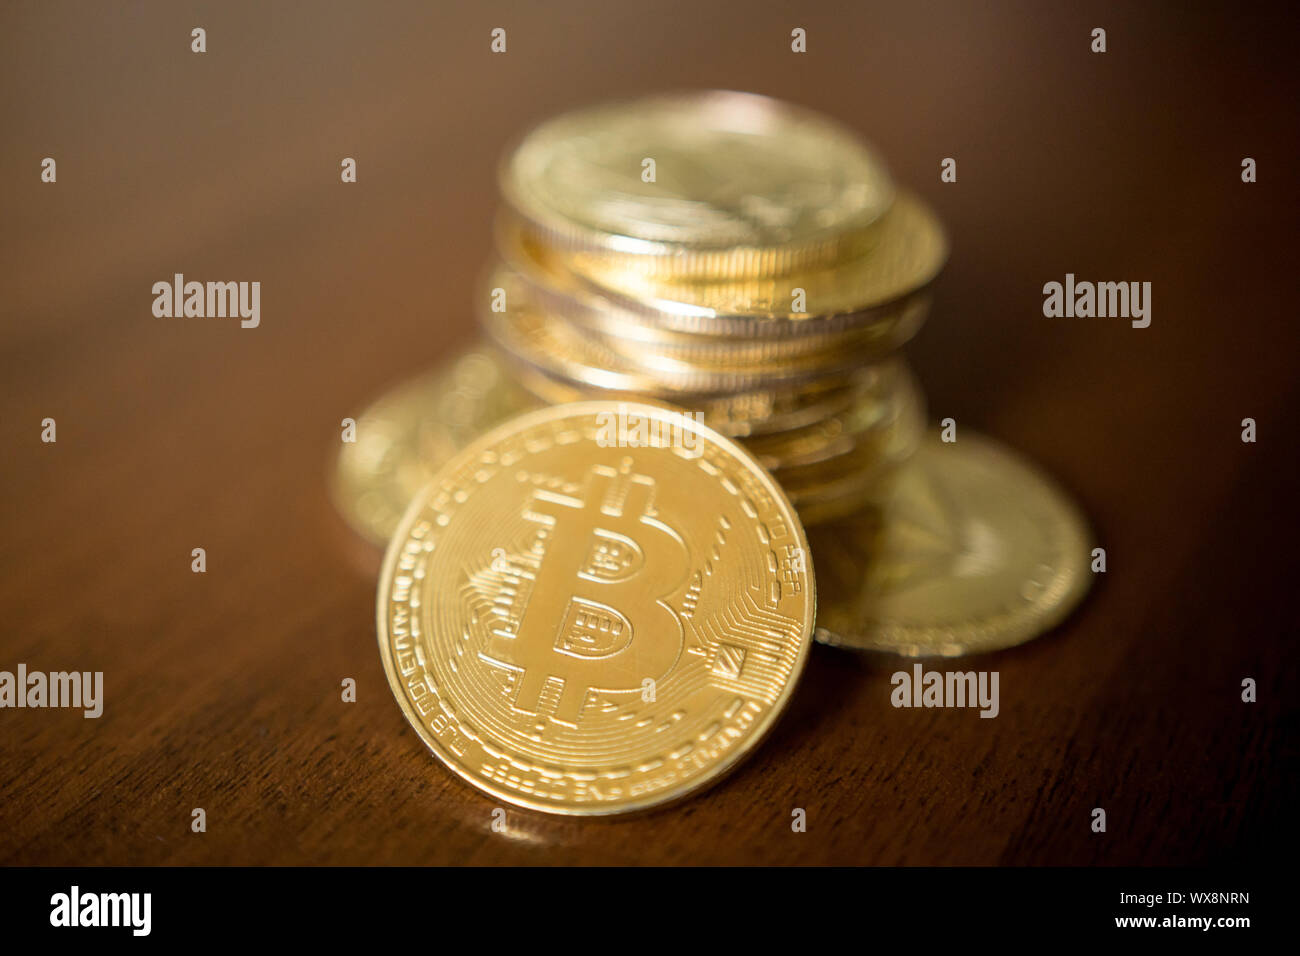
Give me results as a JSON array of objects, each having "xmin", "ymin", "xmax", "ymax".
[
  {"xmin": 496, "ymin": 212, "xmax": 931, "ymax": 362},
  {"xmin": 506, "ymin": 356, "xmax": 868, "ymax": 438},
  {"xmin": 750, "ymin": 358, "xmax": 922, "ymax": 474},
  {"xmin": 773, "ymin": 371, "xmax": 925, "ymax": 526},
  {"xmin": 377, "ymin": 401, "xmax": 815, "ymax": 814},
  {"xmin": 331, "ymin": 348, "xmax": 533, "ymax": 547},
  {"xmin": 567, "ymin": 191, "xmax": 947, "ymax": 322},
  {"xmin": 482, "ymin": 266, "xmax": 870, "ymax": 393},
  {"xmin": 811, "ymin": 431, "xmax": 1091, "ymax": 656},
  {"xmin": 501, "ymin": 90, "xmax": 895, "ymax": 279}
]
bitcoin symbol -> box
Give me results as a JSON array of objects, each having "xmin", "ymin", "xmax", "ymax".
[{"xmin": 482, "ymin": 462, "xmax": 688, "ymax": 726}]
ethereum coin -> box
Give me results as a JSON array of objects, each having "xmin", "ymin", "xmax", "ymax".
[
  {"xmin": 377, "ymin": 401, "xmax": 815, "ymax": 814},
  {"xmin": 811, "ymin": 431, "xmax": 1091, "ymax": 656},
  {"xmin": 331, "ymin": 348, "xmax": 534, "ymax": 547},
  {"xmin": 501, "ymin": 90, "xmax": 895, "ymax": 279}
]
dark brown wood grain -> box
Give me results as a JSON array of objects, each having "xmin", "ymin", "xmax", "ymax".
[{"xmin": 1, "ymin": 0, "xmax": 1295, "ymax": 865}]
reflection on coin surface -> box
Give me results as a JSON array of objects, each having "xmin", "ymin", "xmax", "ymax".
[
  {"xmin": 811, "ymin": 431, "xmax": 1091, "ymax": 656},
  {"xmin": 377, "ymin": 401, "xmax": 815, "ymax": 814},
  {"xmin": 501, "ymin": 90, "xmax": 894, "ymax": 276},
  {"xmin": 331, "ymin": 349, "xmax": 533, "ymax": 547}
]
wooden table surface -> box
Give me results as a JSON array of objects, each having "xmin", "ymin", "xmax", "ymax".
[{"xmin": 2, "ymin": 1, "xmax": 1295, "ymax": 865}]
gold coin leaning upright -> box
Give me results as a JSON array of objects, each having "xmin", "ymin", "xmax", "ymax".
[
  {"xmin": 377, "ymin": 401, "xmax": 816, "ymax": 815},
  {"xmin": 501, "ymin": 90, "xmax": 895, "ymax": 279},
  {"xmin": 811, "ymin": 431, "xmax": 1092, "ymax": 656}
]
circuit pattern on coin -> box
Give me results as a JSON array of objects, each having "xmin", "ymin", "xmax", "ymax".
[{"xmin": 377, "ymin": 402, "xmax": 815, "ymax": 814}]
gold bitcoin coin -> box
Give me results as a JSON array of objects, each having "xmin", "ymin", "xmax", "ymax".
[
  {"xmin": 377, "ymin": 402, "xmax": 815, "ymax": 814},
  {"xmin": 331, "ymin": 348, "xmax": 534, "ymax": 547},
  {"xmin": 501, "ymin": 90, "xmax": 895, "ymax": 279},
  {"xmin": 811, "ymin": 431, "xmax": 1091, "ymax": 656}
]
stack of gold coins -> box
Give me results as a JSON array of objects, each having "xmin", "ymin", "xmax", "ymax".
[
  {"xmin": 339, "ymin": 90, "xmax": 1092, "ymax": 667},
  {"xmin": 477, "ymin": 90, "xmax": 947, "ymax": 528}
]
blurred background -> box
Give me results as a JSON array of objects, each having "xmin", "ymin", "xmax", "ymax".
[{"xmin": 1, "ymin": 1, "xmax": 1296, "ymax": 864}]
